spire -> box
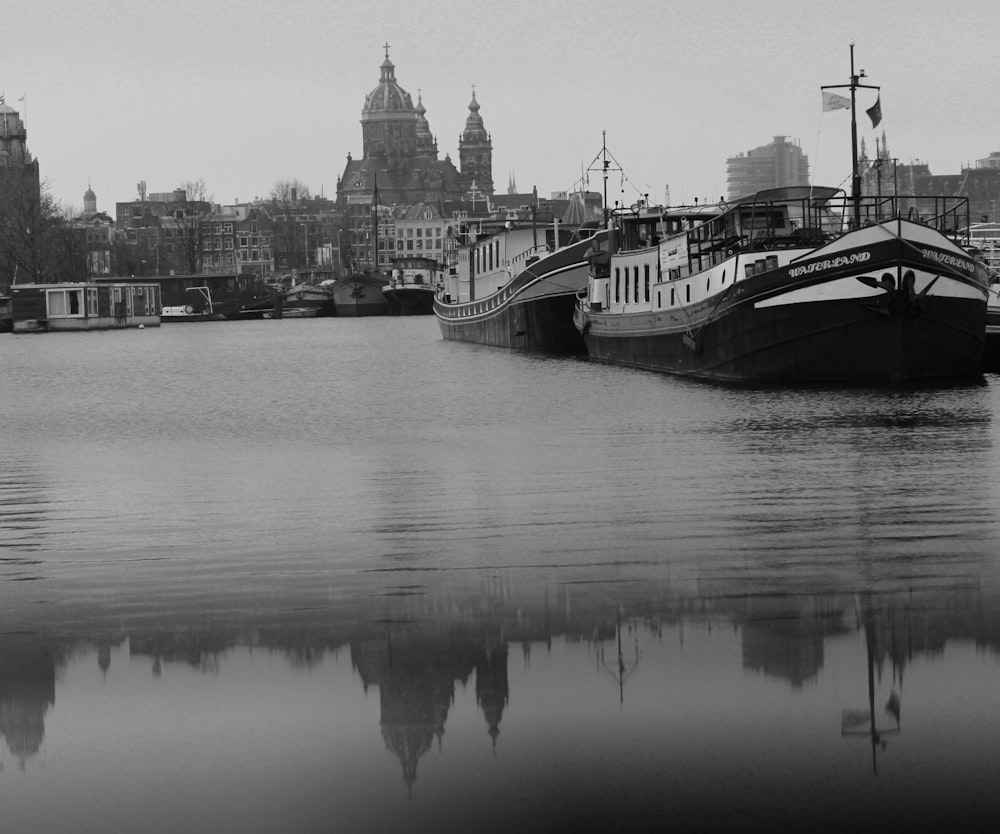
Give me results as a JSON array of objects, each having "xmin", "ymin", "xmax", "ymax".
[{"xmin": 507, "ymin": 171, "xmax": 517, "ymax": 194}]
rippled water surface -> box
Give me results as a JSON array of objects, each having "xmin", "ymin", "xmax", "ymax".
[{"xmin": 3, "ymin": 318, "xmax": 1000, "ymax": 832}]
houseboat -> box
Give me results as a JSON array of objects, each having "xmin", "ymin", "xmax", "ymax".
[
  {"xmin": 10, "ymin": 281, "xmax": 161, "ymax": 332},
  {"xmin": 574, "ymin": 51, "xmax": 989, "ymax": 383},
  {"xmin": 434, "ymin": 216, "xmax": 607, "ymax": 354}
]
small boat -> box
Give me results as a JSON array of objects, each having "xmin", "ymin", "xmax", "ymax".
[
  {"xmin": 434, "ymin": 211, "xmax": 607, "ymax": 354},
  {"xmin": 383, "ymin": 255, "xmax": 441, "ymax": 316},
  {"xmin": 574, "ymin": 51, "xmax": 989, "ymax": 383},
  {"xmin": 161, "ymin": 287, "xmax": 226, "ymax": 322}
]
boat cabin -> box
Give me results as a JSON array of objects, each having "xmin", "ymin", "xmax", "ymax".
[
  {"xmin": 390, "ymin": 255, "xmax": 444, "ymax": 290},
  {"xmin": 10, "ymin": 281, "xmax": 161, "ymax": 332},
  {"xmin": 443, "ymin": 220, "xmax": 601, "ymax": 304}
]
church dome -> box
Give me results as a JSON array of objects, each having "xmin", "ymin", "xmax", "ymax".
[{"xmin": 363, "ymin": 49, "xmax": 414, "ymax": 115}]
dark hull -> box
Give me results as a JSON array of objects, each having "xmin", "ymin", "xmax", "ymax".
[
  {"xmin": 331, "ymin": 274, "xmax": 392, "ymax": 317},
  {"xmin": 584, "ymin": 292, "xmax": 986, "ymax": 383},
  {"xmin": 579, "ymin": 219, "xmax": 988, "ymax": 384},
  {"xmin": 438, "ymin": 294, "xmax": 586, "ymax": 354},
  {"xmin": 435, "ymin": 231, "xmax": 606, "ymax": 354},
  {"xmin": 384, "ymin": 287, "xmax": 435, "ymax": 316}
]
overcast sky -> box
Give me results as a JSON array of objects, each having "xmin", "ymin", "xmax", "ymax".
[{"xmin": 5, "ymin": 0, "xmax": 998, "ymax": 213}]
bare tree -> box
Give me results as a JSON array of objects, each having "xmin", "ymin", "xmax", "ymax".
[
  {"xmin": 174, "ymin": 178, "xmax": 215, "ymax": 274},
  {"xmin": 269, "ymin": 179, "xmax": 312, "ymax": 270},
  {"xmin": 51, "ymin": 204, "xmax": 91, "ymax": 282},
  {"xmin": 269, "ymin": 179, "xmax": 311, "ymax": 204},
  {"xmin": 0, "ymin": 174, "xmax": 60, "ymax": 286}
]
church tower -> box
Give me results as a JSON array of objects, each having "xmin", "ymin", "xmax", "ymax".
[
  {"xmin": 83, "ymin": 180, "xmax": 97, "ymax": 217},
  {"xmin": 361, "ymin": 44, "xmax": 418, "ymax": 169},
  {"xmin": 458, "ymin": 90, "xmax": 494, "ymax": 196}
]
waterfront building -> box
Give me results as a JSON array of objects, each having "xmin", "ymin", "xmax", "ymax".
[
  {"xmin": 115, "ymin": 184, "xmax": 216, "ymax": 276},
  {"xmin": 726, "ymin": 136, "xmax": 810, "ymax": 200}
]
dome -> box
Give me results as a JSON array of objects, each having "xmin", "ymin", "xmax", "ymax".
[{"xmin": 363, "ymin": 48, "xmax": 414, "ymax": 115}]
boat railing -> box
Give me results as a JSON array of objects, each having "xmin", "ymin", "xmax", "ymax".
[{"xmin": 843, "ymin": 194, "xmax": 970, "ymax": 239}]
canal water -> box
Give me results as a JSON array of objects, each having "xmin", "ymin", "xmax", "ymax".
[{"xmin": 2, "ymin": 317, "xmax": 1000, "ymax": 833}]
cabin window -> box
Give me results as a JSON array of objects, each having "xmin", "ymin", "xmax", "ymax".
[
  {"xmin": 87, "ymin": 288, "xmax": 99, "ymax": 316},
  {"xmin": 624, "ymin": 268, "xmax": 629, "ymax": 303},
  {"xmin": 670, "ymin": 287, "xmax": 675, "ymax": 306},
  {"xmin": 644, "ymin": 264, "xmax": 650, "ymax": 302},
  {"xmin": 46, "ymin": 289, "xmax": 85, "ymax": 318},
  {"xmin": 615, "ymin": 268, "xmax": 621, "ymax": 303},
  {"xmin": 686, "ymin": 284, "xmax": 691, "ymax": 303},
  {"xmin": 634, "ymin": 267, "xmax": 639, "ymax": 303},
  {"xmin": 657, "ymin": 291, "xmax": 661, "ymax": 308}
]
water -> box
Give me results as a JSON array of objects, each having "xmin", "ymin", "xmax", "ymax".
[{"xmin": 3, "ymin": 318, "xmax": 1000, "ymax": 832}]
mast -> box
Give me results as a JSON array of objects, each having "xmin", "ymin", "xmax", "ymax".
[
  {"xmin": 371, "ymin": 172, "xmax": 380, "ymax": 271},
  {"xmin": 822, "ymin": 43, "xmax": 879, "ymax": 228},
  {"xmin": 587, "ymin": 131, "xmax": 622, "ymax": 228}
]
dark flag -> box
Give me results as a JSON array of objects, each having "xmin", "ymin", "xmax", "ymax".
[{"xmin": 866, "ymin": 95, "xmax": 883, "ymax": 128}]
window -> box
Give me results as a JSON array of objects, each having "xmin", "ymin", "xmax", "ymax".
[
  {"xmin": 225, "ymin": 239, "xmax": 233, "ymax": 250},
  {"xmin": 644, "ymin": 265, "xmax": 650, "ymax": 302},
  {"xmin": 615, "ymin": 267, "xmax": 621, "ymax": 303},
  {"xmin": 47, "ymin": 289, "xmax": 85, "ymax": 318},
  {"xmin": 624, "ymin": 267, "xmax": 629, "ymax": 303},
  {"xmin": 87, "ymin": 287, "xmax": 99, "ymax": 316},
  {"xmin": 239, "ymin": 236, "xmax": 249, "ymax": 247},
  {"xmin": 634, "ymin": 267, "xmax": 639, "ymax": 303}
]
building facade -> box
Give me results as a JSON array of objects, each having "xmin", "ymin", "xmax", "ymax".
[{"xmin": 726, "ymin": 136, "xmax": 810, "ymax": 200}]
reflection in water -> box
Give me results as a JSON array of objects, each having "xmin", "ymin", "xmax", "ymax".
[
  {"xmin": 0, "ymin": 639, "xmax": 56, "ymax": 765},
  {"xmin": 4, "ymin": 325, "xmax": 1000, "ymax": 830},
  {"xmin": 2, "ymin": 576, "xmax": 1000, "ymax": 831}
]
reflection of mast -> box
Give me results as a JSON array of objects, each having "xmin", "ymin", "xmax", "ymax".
[
  {"xmin": 841, "ymin": 596, "xmax": 901, "ymax": 774},
  {"xmin": 601, "ymin": 610, "xmax": 640, "ymax": 704}
]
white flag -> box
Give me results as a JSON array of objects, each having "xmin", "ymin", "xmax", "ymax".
[{"xmin": 822, "ymin": 91, "xmax": 851, "ymax": 112}]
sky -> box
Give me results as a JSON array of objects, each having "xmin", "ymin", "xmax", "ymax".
[{"xmin": 4, "ymin": 0, "xmax": 999, "ymax": 214}]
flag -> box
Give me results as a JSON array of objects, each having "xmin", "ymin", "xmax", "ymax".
[
  {"xmin": 866, "ymin": 95, "xmax": 883, "ymax": 128},
  {"xmin": 822, "ymin": 90, "xmax": 850, "ymax": 112},
  {"xmin": 0, "ymin": 93, "xmax": 5, "ymax": 107}
]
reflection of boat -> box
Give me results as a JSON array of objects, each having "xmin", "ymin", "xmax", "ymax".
[
  {"xmin": 263, "ymin": 307, "xmax": 320, "ymax": 319},
  {"xmin": 841, "ymin": 595, "xmax": 902, "ymax": 775},
  {"xmin": 161, "ymin": 287, "xmax": 226, "ymax": 322},
  {"xmin": 434, "ymin": 217, "xmax": 607, "ymax": 354},
  {"xmin": 575, "ymin": 53, "xmax": 989, "ymax": 383},
  {"xmin": 383, "ymin": 256, "xmax": 441, "ymax": 316}
]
